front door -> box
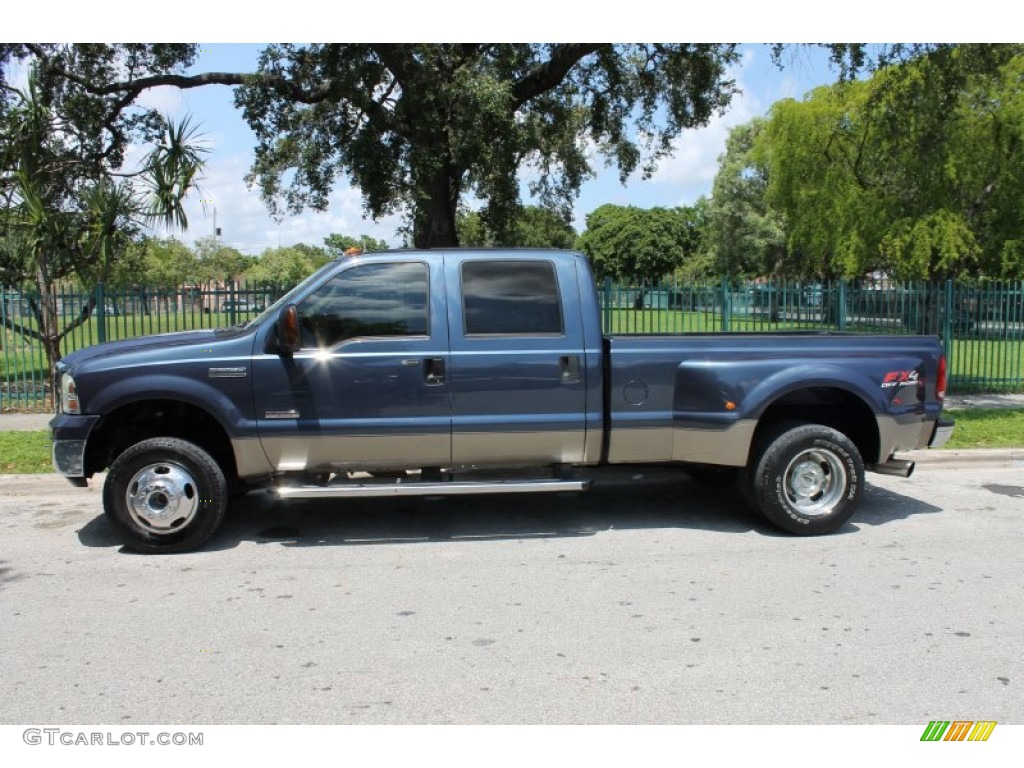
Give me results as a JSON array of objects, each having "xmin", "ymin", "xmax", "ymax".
[{"xmin": 252, "ymin": 258, "xmax": 451, "ymax": 472}]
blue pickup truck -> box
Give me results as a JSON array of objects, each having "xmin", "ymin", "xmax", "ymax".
[{"xmin": 51, "ymin": 249, "xmax": 953, "ymax": 552}]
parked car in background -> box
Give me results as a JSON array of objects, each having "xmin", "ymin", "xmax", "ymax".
[{"xmin": 220, "ymin": 299, "xmax": 263, "ymax": 314}]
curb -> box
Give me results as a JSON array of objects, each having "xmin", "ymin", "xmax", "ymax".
[{"xmin": 906, "ymin": 448, "xmax": 1024, "ymax": 469}]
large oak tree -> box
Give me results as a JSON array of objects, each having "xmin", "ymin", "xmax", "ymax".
[{"xmin": 5, "ymin": 44, "xmax": 743, "ymax": 249}]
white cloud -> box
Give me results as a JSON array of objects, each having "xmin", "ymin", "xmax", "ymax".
[
  {"xmin": 641, "ymin": 52, "xmax": 761, "ymax": 199},
  {"xmin": 132, "ymin": 85, "xmax": 185, "ymax": 117},
  {"xmin": 148, "ymin": 151, "xmax": 405, "ymax": 255}
]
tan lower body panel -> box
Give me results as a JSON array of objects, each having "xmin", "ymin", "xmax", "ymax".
[{"xmin": 607, "ymin": 420, "xmax": 756, "ymax": 466}]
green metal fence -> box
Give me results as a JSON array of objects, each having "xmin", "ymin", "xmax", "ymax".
[
  {"xmin": 600, "ymin": 277, "xmax": 1023, "ymax": 393},
  {"xmin": 1, "ymin": 282, "xmax": 287, "ymax": 412},
  {"xmin": 3, "ymin": 277, "xmax": 1023, "ymax": 411}
]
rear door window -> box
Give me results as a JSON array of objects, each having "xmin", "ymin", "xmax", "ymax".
[{"xmin": 461, "ymin": 260, "xmax": 563, "ymax": 336}]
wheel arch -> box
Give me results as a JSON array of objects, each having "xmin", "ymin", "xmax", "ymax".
[
  {"xmin": 84, "ymin": 399, "xmax": 238, "ymax": 483},
  {"xmin": 748, "ymin": 386, "xmax": 881, "ymax": 466}
]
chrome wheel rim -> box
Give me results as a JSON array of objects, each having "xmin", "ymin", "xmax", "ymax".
[
  {"xmin": 782, "ymin": 449, "xmax": 847, "ymax": 517},
  {"xmin": 125, "ymin": 462, "xmax": 199, "ymax": 533}
]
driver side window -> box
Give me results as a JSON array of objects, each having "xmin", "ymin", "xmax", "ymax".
[{"xmin": 297, "ymin": 262, "xmax": 429, "ymax": 348}]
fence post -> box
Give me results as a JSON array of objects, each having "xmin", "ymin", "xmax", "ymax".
[
  {"xmin": 837, "ymin": 281, "xmax": 847, "ymax": 332},
  {"xmin": 720, "ymin": 277, "xmax": 731, "ymax": 332},
  {"xmin": 942, "ymin": 279, "xmax": 954, "ymax": 368},
  {"xmin": 228, "ymin": 280, "xmax": 238, "ymax": 326},
  {"xmin": 602, "ymin": 276, "xmax": 612, "ymax": 333},
  {"xmin": 95, "ymin": 282, "xmax": 106, "ymax": 344}
]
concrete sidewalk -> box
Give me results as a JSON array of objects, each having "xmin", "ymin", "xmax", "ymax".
[
  {"xmin": 0, "ymin": 412, "xmax": 53, "ymax": 431},
  {"xmin": 945, "ymin": 393, "xmax": 1024, "ymax": 410}
]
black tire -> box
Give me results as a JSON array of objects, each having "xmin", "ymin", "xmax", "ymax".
[
  {"xmin": 103, "ymin": 437, "xmax": 228, "ymax": 553},
  {"xmin": 745, "ymin": 423, "xmax": 864, "ymax": 535}
]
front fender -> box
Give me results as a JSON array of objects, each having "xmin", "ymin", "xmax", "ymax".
[{"xmin": 85, "ymin": 372, "xmax": 255, "ymax": 440}]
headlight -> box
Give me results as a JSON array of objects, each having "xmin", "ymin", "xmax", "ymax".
[{"xmin": 60, "ymin": 373, "xmax": 81, "ymax": 414}]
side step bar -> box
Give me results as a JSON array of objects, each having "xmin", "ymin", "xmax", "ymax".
[{"xmin": 277, "ymin": 478, "xmax": 590, "ymax": 499}]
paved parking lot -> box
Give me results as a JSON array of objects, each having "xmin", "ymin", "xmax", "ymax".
[{"xmin": 1, "ymin": 460, "xmax": 1022, "ymax": 724}]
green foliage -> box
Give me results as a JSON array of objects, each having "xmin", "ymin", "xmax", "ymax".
[
  {"xmin": 576, "ymin": 204, "xmax": 706, "ymax": 280},
  {"xmin": 233, "ymin": 44, "xmax": 739, "ymax": 248},
  {"xmin": 457, "ymin": 206, "xmax": 577, "ymax": 249},
  {"xmin": 123, "ymin": 237, "xmax": 197, "ymax": 288},
  {"xmin": 322, "ymin": 233, "xmax": 389, "ymax": 257},
  {"xmin": 244, "ymin": 244, "xmax": 331, "ymax": 288},
  {"xmin": 707, "ymin": 120, "xmax": 786, "ymax": 277},
  {"xmin": 753, "ymin": 44, "xmax": 1024, "ymax": 279},
  {"xmin": 0, "ymin": 64, "xmax": 206, "ymax": 389},
  {"xmin": 192, "ymin": 236, "xmax": 252, "ymax": 284}
]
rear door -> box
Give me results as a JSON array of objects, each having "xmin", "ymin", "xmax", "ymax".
[{"xmin": 445, "ymin": 254, "xmax": 588, "ymax": 467}]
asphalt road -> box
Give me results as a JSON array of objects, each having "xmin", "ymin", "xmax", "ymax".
[{"xmin": 1, "ymin": 462, "xmax": 1022, "ymax": 725}]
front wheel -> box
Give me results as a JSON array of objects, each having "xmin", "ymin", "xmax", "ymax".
[
  {"xmin": 103, "ymin": 437, "xmax": 228, "ymax": 553},
  {"xmin": 746, "ymin": 423, "xmax": 864, "ymax": 535}
]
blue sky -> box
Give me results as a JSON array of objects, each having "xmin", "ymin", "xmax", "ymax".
[{"xmin": 133, "ymin": 43, "xmax": 842, "ymax": 254}]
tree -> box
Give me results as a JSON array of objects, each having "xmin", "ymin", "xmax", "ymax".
[
  {"xmin": 235, "ymin": 44, "xmax": 743, "ymax": 249},
  {"xmin": 575, "ymin": 204, "xmax": 706, "ymax": 281},
  {"xmin": 0, "ymin": 66, "xmax": 206, "ymax": 389},
  {"xmin": 322, "ymin": 233, "xmax": 389, "ymax": 257},
  {"xmin": 192, "ymin": 236, "xmax": 252, "ymax": 285},
  {"xmin": 754, "ymin": 45, "xmax": 1024, "ymax": 279},
  {"xmin": 244, "ymin": 244, "xmax": 332, "ymax": 289},
  {"xmin": 707, "ymin": 120, "xmax": 786, "ymax": 277},
  {"xmin": 103, "ymin": 236, "xmax": 199, "ymax": 289},
  {"xmin": 6, "ymin": 44, "xmax": 743, "ymax": 249},
  {"xmin": 456, "ymin": 205, "xmax": 577, "ymax": 249},
  {"xmin": 8, "ymin": 44, "xmax": 973, "ymax": 257}
]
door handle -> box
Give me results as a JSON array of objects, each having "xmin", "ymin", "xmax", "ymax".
[
  {"xmin": 559, "ymin": 355, "xmax": 582, "ymax": 384},
  {"xmin": 424, "ymin": 358, "xmax": 446, "ymax": 386}
]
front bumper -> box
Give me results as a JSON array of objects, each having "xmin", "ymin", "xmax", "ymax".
[
  {"xmin": 50, "ymin": 413, "xmax": 101, "ymax": 480},
  {"xmin": 929, "ymin": 417, "xmax": 955, "ymax": 449}
]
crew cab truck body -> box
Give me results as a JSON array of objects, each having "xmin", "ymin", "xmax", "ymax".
[{"xmin": 50, "ymin": 249, "xmax": 954, "ymax": 552}]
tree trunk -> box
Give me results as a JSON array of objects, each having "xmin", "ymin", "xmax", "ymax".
[
  {"xmin": 34, "ymin": 262, "xmax": 62, "ymax": 411},
  {"xmin": 411, "ymin": 160, "xmax": 461, "ymax": 249}
]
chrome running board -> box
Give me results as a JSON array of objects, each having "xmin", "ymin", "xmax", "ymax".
[{"xmin": 277, "ymin": 478, "xmax": 590, "ymax": 499}]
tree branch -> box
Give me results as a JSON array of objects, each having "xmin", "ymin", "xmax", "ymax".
[
  {"xmin": 0, "ymin": 315, "xmax": 45, "ymax": 342},
  {"xmin": 511, "ymin": 44, "xmax": 605, "ymax": 107},
  {"xmin": 29, "ymin": 47, "xmax": 341, "ymax": 106},
  {"xmin": 55, "ymin": 296, "xmax": 97, "ymax": 342}
]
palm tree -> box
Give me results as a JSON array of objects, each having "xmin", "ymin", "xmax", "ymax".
[{"xmin": 1, "ymin": 68, "xmax": 208, "ymax": 403}]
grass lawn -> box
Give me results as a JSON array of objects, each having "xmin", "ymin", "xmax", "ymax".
[
  {"xmin": 942, "ymin": 407, "xmax": 1024, "ymax": 450},
  {"xmin": 0, "ymin": 430, "xmax": 52, "ymax": 473},
  {"xmin": 1, "ymin": 408, "xmax": 1020, "ymax": 474}
]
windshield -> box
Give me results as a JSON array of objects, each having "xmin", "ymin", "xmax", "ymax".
[{"xmin": 241, "ymin": 258, "xmax": 344, "ymax": 329}]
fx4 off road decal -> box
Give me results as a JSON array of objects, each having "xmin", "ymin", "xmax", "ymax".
[{"xmin": 882, "ymin": 370, "xmax": 920, "ymax": 388}]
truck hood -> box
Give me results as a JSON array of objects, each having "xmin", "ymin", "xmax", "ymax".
[{"xmin": 60, "ymin": 327, "xmax": 248, "ymax": 372}]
